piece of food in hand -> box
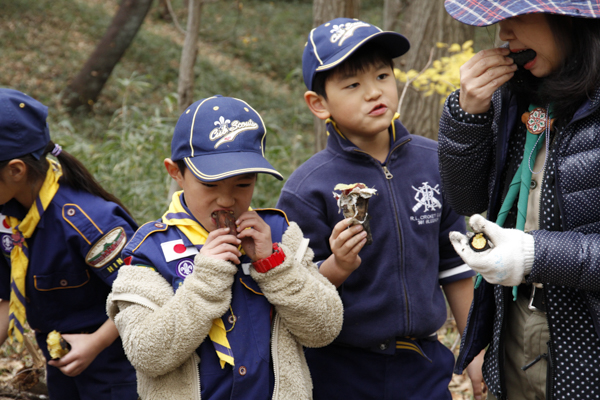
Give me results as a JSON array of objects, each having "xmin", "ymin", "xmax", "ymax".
[
  {"xmin": 469, "ymin": 232, "xmax": 491, "ymax": 252},
  {"xmin": 47, "ymin": 330, "xmax": 71, "ymax": 359},
  {"xmin": 507, "ymin": 49, "xmax": 536, "ymax": 66},
  {"xmin": 333, "ymin": 183, "xmax": 378, "ymax": 245},
  {"xmin": 212, "ymin": 210, "xmax": 237, "ymax": 231}
]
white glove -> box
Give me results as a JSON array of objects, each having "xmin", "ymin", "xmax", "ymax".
[{"xmin": 449, "ymin": 214, "xmax": 535, "ymax": 286}]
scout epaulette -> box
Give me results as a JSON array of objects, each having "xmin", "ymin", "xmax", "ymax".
[
  {"xmin": 62, "ymin": 204, "xmax": 104, "ymax": 246},
  {"xmin": 126, "ymin": 221, "xmax": 169, "ymax": 255},
  {"xmin": 254, "ymin": 208, "xmax": 290, "ymax": 226}
]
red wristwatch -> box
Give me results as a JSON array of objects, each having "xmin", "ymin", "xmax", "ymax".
[{"xmin": 252, "ymin": 243, "xmax": 286, "ymax": 273}]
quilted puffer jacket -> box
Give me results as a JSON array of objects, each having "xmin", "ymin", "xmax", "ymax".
[{"xmin": 438, "ymin": 87, "xmax": 600, "ymax": 400}]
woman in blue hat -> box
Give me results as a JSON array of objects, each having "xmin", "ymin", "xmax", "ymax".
[
  {"xmin": 0, "ymin": 88, "xmax": 138, "ymax": 399},
  {"xmin": 437, "ymin": 1, "xmax": 600, "ymax": 399}
]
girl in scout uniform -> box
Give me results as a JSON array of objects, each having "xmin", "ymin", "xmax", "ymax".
[
  {"xmin": 107, "ymin": 95, "xmax": 343, "ymax": 400},
  {"xmin": 0, "ymin": 89, "xmax": 138, "ymax": 399}
]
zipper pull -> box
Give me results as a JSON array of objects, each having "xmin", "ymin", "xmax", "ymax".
[
  {"xmin": 382, "ymin": 166, "xmax": 393, "ymax": 179},
  {"xmin": 521, "ymin": 353, "xmax": 547, "ymax": 371}
]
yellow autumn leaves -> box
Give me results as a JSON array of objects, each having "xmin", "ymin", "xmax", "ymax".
[{"xmin": 395, "ymin": 41, "xmax": 475, "ymax": 99}]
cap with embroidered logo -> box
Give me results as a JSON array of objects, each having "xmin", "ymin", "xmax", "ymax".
[
  {"xmin": 171, "ymin": 95, "xmax": 283, "ymax": 182},
  {"xmin": 0, "ymin": 89, "xmax": 50, "ymax": 162},
  {"xmin": 302, "ymin": 18, "xmax": 410, "ymax": 91}
]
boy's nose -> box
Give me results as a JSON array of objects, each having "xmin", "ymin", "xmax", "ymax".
[
  {"xmin": 364, "ymin": 84, "xmax": 382, "ymax": 101},
  {"xmin": 217, "ymin": 193, "xmax": 235, "ymax": 208}
]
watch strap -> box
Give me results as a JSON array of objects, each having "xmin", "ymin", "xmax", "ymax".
[{"xmin": 252, "ymin": 243, "xmax": 286, "ymax": 273}]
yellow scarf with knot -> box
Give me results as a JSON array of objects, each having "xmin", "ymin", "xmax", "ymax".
[
  {"xmin": 162, "ymin": 191, "xmax": 235, "ymax": 368},
  {"xmin": 7, "ymin": 159, "xmax": 62, "ymax": 343}
]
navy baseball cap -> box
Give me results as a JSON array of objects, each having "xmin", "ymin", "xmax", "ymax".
[
  {"xmin": 445, "ymin": 0, "xmax": 600, "ymax": 27},
  {"xmin": 0, "ymin": 89, "xmax": 50, "ymax": 162},
  {"xmin": 171, "ymin": 95, "xmax": 283, "ymax": 182},
  {"xmin": 302, "ymin": 18, "xmax": 410, "ymax": 91}
]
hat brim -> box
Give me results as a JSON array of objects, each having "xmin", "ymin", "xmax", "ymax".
[
  {"xmin": 184, "ymin": 153, "xmax": 283, "ymax": 182},
  {"xmin": 315, "ymin": 31, "xmax": 410, "ymax": 74},
  {"xmin": 445, "ymin": 0, "xmax": 600, "ymax": 27}
]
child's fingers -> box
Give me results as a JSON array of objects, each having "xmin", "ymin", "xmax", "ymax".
[
  {"xmin": 331, "ymin": 218, "xmax": 358, "ymax": 239},
  {"xmin": 205, "ymin": 228, "xmax": 241, "ymax": 246}
]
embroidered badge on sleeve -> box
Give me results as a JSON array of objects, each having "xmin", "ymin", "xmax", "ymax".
[{"xmin": 85, "ymin": 227, "xmax": 127, "ymax": 268}]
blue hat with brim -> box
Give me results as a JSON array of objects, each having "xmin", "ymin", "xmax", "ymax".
[
  {"xmin": 445, "ymin": 0, "xmax": 600, "ymax": 27},
  {"xmin": 0, "ymin": 89, "xmax": 50, "ymax": 162},
  {"xmin": 302, "ymin": 18, "xmax": 410, "ymax": 91},
  {"xmin": 171, "ymin": 96, "xmax": 283, "ymax": 182}
]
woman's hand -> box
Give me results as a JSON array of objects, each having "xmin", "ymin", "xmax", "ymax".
[{"xmin": 459, "ymin": 47, "xmax": 517, "ymax": 114}]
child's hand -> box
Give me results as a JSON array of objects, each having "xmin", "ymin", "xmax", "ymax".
[
  {"xmin": 459, "ymin": 47, "xmax": 517, "ymax": 114},
  {"xmin": 235, "ymin": 211, "xmax": 272, "ymax": 262},
  {"xmin": 47, "ymin": 333, "xmax": 101, "ymax": 377},
  {"xmin": 330, "ymin": 217, "xmax": 367, "ymax": 274},
  {"xmin": 201, "ymin": 227, "xmax": 243, "ymax": 264}
]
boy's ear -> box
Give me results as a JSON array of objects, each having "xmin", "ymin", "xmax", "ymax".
[
  {"xmin": 164, "ymin": 158, "xmax": 183, "ymax": 188},
  {"xmin": 304, "ymin": 91, "xmax": 331, "ymax": 121}
]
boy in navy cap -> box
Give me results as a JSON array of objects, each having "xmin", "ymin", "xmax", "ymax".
[
  {"xmin": 107, "ymin": 95, "xmax": 343, "ymax": 400},
  {"xmin": 276, "ymin": 18, "xmax": 481, "ymax": 399},
  {"xmin": 0, "ymin": 88, "xmax": 138, "ymax": 399}
]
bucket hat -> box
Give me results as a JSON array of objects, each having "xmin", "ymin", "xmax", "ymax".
[
  {"xmin": 171, "ymin": 95, "xmax": 283, "ymax": 182},
  {"xmin": 302, "ymin": 18, "xmax": 410, "ymax": 91},
  {"xmin": 445, "ymin": 0, "xmax": 600, "ymax": 27}
]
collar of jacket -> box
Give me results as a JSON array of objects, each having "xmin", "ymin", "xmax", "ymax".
[
  {"xmin": 325, "ymin": 113, "xmax": 410, "ymax": 155},
  {"xmin": 569, "ymin": 86, "xmax": 600, "ymax": 126}
]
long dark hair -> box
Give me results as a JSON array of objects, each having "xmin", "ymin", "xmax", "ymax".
[
  {"xmin": 0, "ymin": 141, "xmax": 132, "ymax": 215},
  {"xmin": 507, "ymin": 15, "xmax": 600, "ymax": 124}
]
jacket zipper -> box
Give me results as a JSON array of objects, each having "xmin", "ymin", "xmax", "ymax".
[
  {"xmin": 544, "ymin": 287, "xmax": 555, "ymax": 400},
  {"xmin": 498, "ymin": 287, "xmax": 508, "ymax": 399},
  {"xmin": 194, "ymin": 353, "xmax": 201, "ymax": 400},
  {"xmin": 380, "ymin": 164, "xmax": 410, "ymax": 326},
  {"xmin": 353, "ymin": 138, "xmax": 412, "ymax": 329},
  {"xmin": 271, "ymin": 313, "xmax": 281, "ymax": 400}
]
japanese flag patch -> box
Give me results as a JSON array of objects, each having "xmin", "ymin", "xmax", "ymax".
[
  {"xmin": 0, "ymin": 215, "xmax": 11, "ymax": 234},
  {"xmin": 161, "ymin": 239, "xmax": 199, "ymax": 263},
  {"xmin": 86, "ymin": 227, "xmax": 127, "ymax": 268}
]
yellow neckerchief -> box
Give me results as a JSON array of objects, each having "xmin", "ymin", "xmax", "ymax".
[
  {"xmin": 162, "ymin": 191, "xmax": 234, "ymax": 368},
  {"xmin": 162, "ymin": 190, "xmax": 209, "ymax": 245},
  {"xmin": 7, "ymin": 159, "xmax": 62, "ymax": 343},
  {"xmin": 325, "ymin": 112, "xmax": 400, "ymax": 142}
]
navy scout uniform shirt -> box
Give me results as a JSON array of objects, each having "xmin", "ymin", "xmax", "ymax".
[
  {"xmin": 122, "ymin": 200, "xmax": 289, "ymax": 400},
  {"xmin": 0, "ymin": 185, "xmax": 137, "ymax": 336}
]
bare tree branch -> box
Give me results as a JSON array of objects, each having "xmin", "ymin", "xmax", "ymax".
[{"xmin": 397, "ymin": 46, "xmax": 435, "ymax": 117}]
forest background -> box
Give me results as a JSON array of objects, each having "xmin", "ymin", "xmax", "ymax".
[{"xmin": 0, "ymin": 0, "xmax": 495, "ymax": 398}]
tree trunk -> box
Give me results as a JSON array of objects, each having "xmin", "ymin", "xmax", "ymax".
[
  {"xmin": 311, "ymin": 0, "xmax": 360, "ymax": 153},
  {"xmin": 168, "ymin": 0, "xmax": 204, "ymax": 199},
  {"xmin": 397, "ymin": 0, "xmax": 474, "ymax": 140},
  {"xmin": 383, "ymin": 0, "xmax": 409, "ymax": 32},
  {"xmin": 178, "ymin": 0, "xmax": 203, "ymax": 114},
  {"xmin": 62, "ymin": 0, "xmax": 154, "ymax": 111}
]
